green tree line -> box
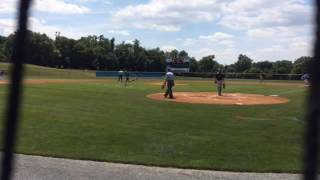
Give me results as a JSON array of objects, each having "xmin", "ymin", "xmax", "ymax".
[{"xmin": 0, "ymin": 31, "xmax": 312, "ymax": 74}]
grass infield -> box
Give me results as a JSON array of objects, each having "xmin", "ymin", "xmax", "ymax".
[{"xmin": 0, "ymin": 64, "xmax": 306, "ymax": 173}]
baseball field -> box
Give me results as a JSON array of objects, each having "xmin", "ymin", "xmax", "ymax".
[{"xmin": 0, "ymin": 64, "xmax": 307, "ymax": 173}]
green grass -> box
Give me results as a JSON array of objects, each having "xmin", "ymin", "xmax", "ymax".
[
  {"xmin": 0, "ymin": 67, "xmax": 307, "ymax": 172},
  {"xmin": 0, "ymin": 79, "xmax": 306, "ymax": 172},
  {"xmin": 0, "ymin": 63, "xmax": 95, "ymax": 78}
]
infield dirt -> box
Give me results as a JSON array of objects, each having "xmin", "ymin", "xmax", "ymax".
[{"xmin": 147, "ymin": 92, "xmax": 290, "ymax": 105}]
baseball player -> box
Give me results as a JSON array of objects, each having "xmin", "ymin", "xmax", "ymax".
[
  {"xmin": 215, "ymin": 70, "xmax": 225, "ymax": 96},
  {"xmin": 0, "ymin": 70, "xmax": 4, "ymax": 80},
  {"xmin": 124, "ymin": 69, "xmax": 130, "ymax": 87},
  {"xmin": 118, "ymin": 69, "xmax": 124, "ymax": 83},
  {"xmin": 301, "ymin": 73, "xmax": 311, "ymax": 86},
  {"xmin": 259, "ymin": 73, "xmax": 265, "ymax": 84},
  {"xmin": 162, "ymin": 69, "xmax": 175, "ymax": 99}
]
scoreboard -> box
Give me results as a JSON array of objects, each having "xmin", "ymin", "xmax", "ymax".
[{"xmin": 166, "ymin": 58, "xmax": 190, "ymax": 73}]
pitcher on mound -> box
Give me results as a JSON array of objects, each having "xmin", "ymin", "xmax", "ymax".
[{"xmin": 215, "ymin": 70, "xmax": 225, "ymax": 96}]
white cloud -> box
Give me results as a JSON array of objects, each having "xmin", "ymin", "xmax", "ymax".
[
  {"xmin": 112, "ymin": 0, "xmax": 223, "ymax": 32},
  {"xmin": 33, "ymin": 0, "xmax": 91, "ymax": 14},
  {"xmin": 257, "ymin": 45, "xmax": 285, "ymax": 53},
  {"xmin": 182, "ymin": 32, "xmax": 235, "ymax": 48},
  {"xmin": 247, "ymin": 41, "xmax": 312, "ymax": 61},
  {"xmin": 131, "ymin": 23, "xmax": 181, "ymax": 32},
  {"xmin": 200, "ymin": 32, "xmax": 233, "ymax": 41},
  {"xmin": 111, "ymin": 0, "xmax": 312, "ymax": 33},
  {"xmin": 72, "ymin": 0, "xmax": 97, "ymax": 3},
  {"xmin": 216, "ymin": 48, "xmax": 239, "ymax": 64},
  {"xmin": 0, "ymin": 18, "xmax": 15, "ymax": 36},
  {"xmin": 0, "ymin": 0, "xmax": 16, "ymax": 14},
  {"xmin": 0, "ymin": 0, "xmax": 91, "ymax": 15},
  {"xmin": 161, "ymin": 45, "xmax": 177, "ymax": 52},
  {"xmin": 0, "ymin": 0, "xmax": 92, "ymax": 38},
  {"xmin": 0, "ymin": 19, "xmax": 14, "ymax": 29},
  {"xmin": 291, "ymin": 41, "xmax": 308, "ymax": 49},
  {"xmin": 247, "ymin": 25, "xmax": 312, "ymax": 58},
  {"xmin": 182, "ymin": 38, "xmax": 197, "ymax": 46},
  {"xmin": 219, "ymin": 0, "xmax": 312, "ymax": 29},
  {"xmin": 107, "ymin": 30, "xmax": 130, "ymax": 36},
  {"xmin": 104, "ymin": 1, "xmax": 112, "ymax": 5},
  {"xmin": 196, "ymin": 0, "xmax": 313, "ymax": 62},
  {"xmin": 124, "ymin": 39, "xmax": 134, "ymax": 44},
  {"xmin": 247, "ymin": 26, "xmax": 305, "ymax": 39},
  {"xmin": 219, "ymin": 40, "xmax": 234, "ymax": 46},
  {"xmin": 248, "ymin": 28, "xmax": 278, "ymax": 38},
  {"xmin": 30, "ymin": 18, "xmax": 87, "ymax": 39},
  {"xmin": 193, "ymin": 47, "xmax": 238, "ymax": 64},
  {"xmin": 198, "ymin": 48, "xmax": 212, "ymax": 54},
  {"xmin": 177, "ymin": 32, "xmax": 237, "ymax": 62},
  {"xmin": 0, "ymin": 16, "xmax": 88, "ymax": 39}
]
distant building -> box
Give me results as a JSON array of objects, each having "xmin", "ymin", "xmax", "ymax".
[{"xmin": 166, "ymin": 57, "xmax": 190, "ymax": 73}]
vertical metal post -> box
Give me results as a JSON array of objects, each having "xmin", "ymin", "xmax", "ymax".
[
  {"xmin": 0, "ymin": 0, "xmax": 32, "ymax": 180},
  {"xmin": 304, "ymin": 0, "xmax": 320, "ymax": 179}
]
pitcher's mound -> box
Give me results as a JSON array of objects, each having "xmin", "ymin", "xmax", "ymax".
[{"xmin": 147, "ymin": 92, "xmax": 289, "ymax": 105}]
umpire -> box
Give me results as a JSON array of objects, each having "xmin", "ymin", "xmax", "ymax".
[{"xmin": 162, "ymin": 69, "xmax": 175, "ymax": 99}]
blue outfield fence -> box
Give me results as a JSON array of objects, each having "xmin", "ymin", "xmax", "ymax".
[
  {"xmin": 96, "ymin": 71, "xmax": 165, "ymax": 78},
  {"xmin": 96, "ymin": 71, "xmax": 304, "ymax": 80}
]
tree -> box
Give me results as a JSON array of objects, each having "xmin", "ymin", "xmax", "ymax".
[
  {"xmin": 5, "ymin": 31, "xmax": 58, "ymax": 67},
  {"xmin": 235, "ymin": 54, "xmax": 253, "ymax": 72},
  {"xmin": 198, "ymin": 55, "xmax": 220, "ymax": 72},
  {"xmin": 72, "ymin": 42, "xmax": 95, "ymax": 69},
  {"xmin": 0, "ymin": 36, "xmax": 6, "ymax": 45},
  {"xmin": 1, "ymin": 29, "xmax": 311, "ymax": 74},
  {"xmin": 55, "ymin": 36, "xmax": 76, "ymax": 68},
  {"xmin": 254, "ymin": 61, "xmax": 273, "ymax": 72},
  {"xmin": 94, "ymin": 52, "xmax": 118, "ymax": 70},
  {"xmin": 179, "ymin": 50, "xmax": 188, "ymax": 58},
  {"xmin": 247, "ymin": 66, "xmax": 262, "ymax": 73},
  {"xmin": 170, "ymin": 49, "xmax": 179, "ymax": 59},
  {"xmin": 97, "ymin": 35, "xmax": 111, "ymax": 52},
  {"xmin": 110, "ymin": 38, "xmax": 115, "ymax": 52},
  {"xmin": 115, "ymin": 42, "xmax": 136, "ymax": 69},
  {"xmin": 133, "ymin": 39, "xmax": 141, "ymax": 53},
  {"xmin": 272, "ymin": 60, "xmax": 293, "ymax": 74},
  {"xmin": 145, "ymin": 48, "xmax": 166, "ymax": 72},
  {"xmin": 0, "ymin": 36, "xmax": 6, "ymax": 62},
  {"xmin": 189, "ymin": 58, "xmax": 198, "ymax": 72},
  {"xmin": 291, "ymin": 56, "xmax": 312, "ymax": 74},
  {"xmin": 225, "ymin": 64, "xmax": 236, "ymax": 73}
]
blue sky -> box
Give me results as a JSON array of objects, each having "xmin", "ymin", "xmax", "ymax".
[{"xmin": 0, "ymin": 0, "xmax": 314, "ymax": 64}]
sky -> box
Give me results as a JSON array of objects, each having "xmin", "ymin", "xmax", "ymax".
[{"xmin": 0, "ymin": 0, "xmax": 315, "ymax": 64}]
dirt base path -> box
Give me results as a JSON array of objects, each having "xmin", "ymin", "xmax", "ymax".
[
  {"xmin": 0, "ymin": 79, "xmax": 111, "ymax": 85},
  {"xmin": 147, "ymin": 92, "xmax": 289, "ymax": 105}
]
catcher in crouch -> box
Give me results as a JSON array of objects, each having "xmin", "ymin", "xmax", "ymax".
[
  {"xmin": 162, "ymin": 69, "xmax": 175, "ymax": 99},
  {"xmin": 215, "ymin": 70, "xmax": 226, "ymax": 96}
]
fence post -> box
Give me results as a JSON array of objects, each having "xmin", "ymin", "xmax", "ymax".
[{"xmin": 0, "ymin": 0, "xmax": 32, "ymax": 180}]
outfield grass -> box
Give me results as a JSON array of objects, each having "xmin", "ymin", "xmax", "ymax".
[
  {"xmin": 0, "ymin": 63, "xmax": 95, "ymax": 78},
  {"xmin": 0, "ymin": 71, "xmax": 307, "ymax": 172}
]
